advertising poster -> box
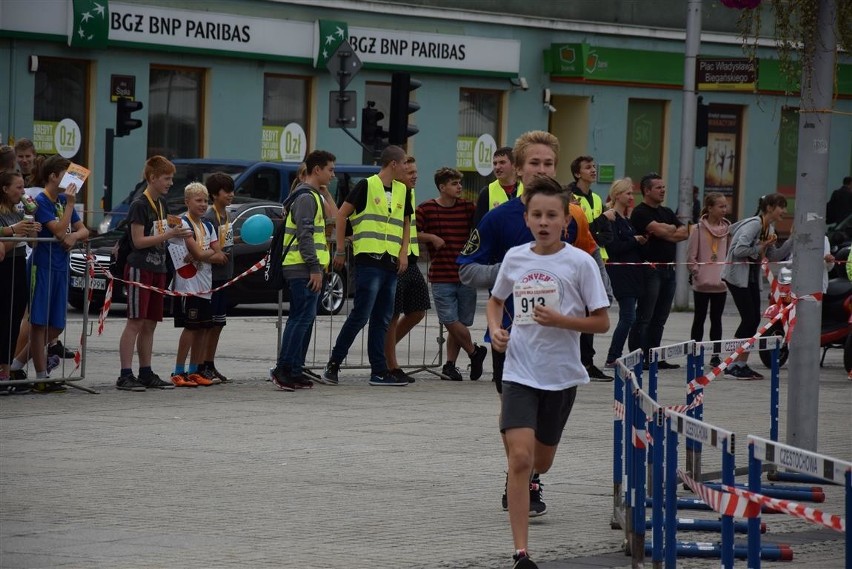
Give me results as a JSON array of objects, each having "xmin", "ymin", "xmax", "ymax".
[{"xmin": 703, "ymin": 106, "xmax": 741, "ymax": 216}]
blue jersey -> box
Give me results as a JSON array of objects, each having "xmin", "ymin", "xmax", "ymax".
[
  {"xmin": 457, "ymin": 197, "xmax": 578, "ymax": 333},
  {"xmin": 32, "ymin": 192, "xmax": 80, "ymax": 272}
]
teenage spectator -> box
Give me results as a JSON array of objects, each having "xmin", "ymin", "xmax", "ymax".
[
  {"xmin": 601, "ymin": 178, "xmax": 646, "ymax": 367},
  {"xmin": 383, "ymin": 155, "xmax": 431, "ymax": 384},
  {"xmin": 169, "ymin": 183, "xmax": 227, "ymax": 387},
  {"xmin": 0, "ymin": 146, "xmax": 16, "ymax": 172},
  {"xmin": 116, "ymin": 156, "xmax": 189, "ymax": 392},
  {"xmin": 567, "ymin": 155, "xmax": 612, "ymax": 380},
  {"xmin": 458, "ymin": 130, "xmax": 610, "ymax": 519},
  {"xmin": 14, "ymin": 139, "xmax": 36, "ymax": 186},
  {"xmin": 628, "ymin": 173, "xmax": 689, "ymax": 368},
  {"xmin": 0, "ymin": 172, "xmax": 40, "ymax": 393},
  {"xmin": 473, "ymin": 146, "xmax": 523, "ymax": 226},
  {"xmin": 200, "ymin": 172, "xmax": 237, "ymax": 383},
  {"xmin": 269, "ymin": 150, "xmax": 336, "ymax": 391},
  {"xmin": 826, "ymin": 176, "xmax": 852, "ymax": 225},
  {"xmin": 486, "ymin": 175, "xmax": 609, "ymax": 569},
  {"xmin": 687, "ymin": 192, "xmax": 730, "ymax": 367},
  {"xmin": 11, "ymin": 155, "xmax": 89, "ymax": 393},
  {"xmin": 721, "ymin": 193, "xmax": 793, "ymax": 379},
  {"xmin": 319, "ymin": 146, "xmax": 412, "ymax": 387},
  {"xmin": 416, "ymin": 166, "xmax": 486, "ymax": 381}
]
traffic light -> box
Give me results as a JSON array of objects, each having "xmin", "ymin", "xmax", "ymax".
[
  {"xmin": 361, "ymin": 101, "xmax": 387, "ymax": 148},
  {"xmin": 695, "ymin": 96, "xmax": 709, "ymax": 148},
  {"xmin": 388, "ymin": 72, "xmax": 420, "ymax": 145},
  {"xmin": 116, "ymin": 97, "xmax": 143, "ymax": 137}
]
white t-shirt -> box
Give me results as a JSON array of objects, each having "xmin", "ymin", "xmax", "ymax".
[
  {"xmin": 491, "ymin": 242, "xmax": 610, "ymax": 391},
  {"xmin": 170, "ymin": 217, "xmax": 217, "ymax": 299}
]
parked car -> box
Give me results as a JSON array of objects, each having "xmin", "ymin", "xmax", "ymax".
[
  {"xmin": 99, "ymin": 159, "xmax": 379, "ymax": 233},
  {"xmin": 70, "ymin": 201, "xmax": 354, "ymax": 314}
]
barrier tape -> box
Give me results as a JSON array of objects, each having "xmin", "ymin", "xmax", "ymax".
[
  {"xmin": 613, "ymin": 393, "xmax": 705, "ymax": 448},
  {"xmin": 602, "ymin": 259, "xmax": 847, "ymax": 267},
  {"xmin": 678, "ymin": 469, "xmax": 762, "ymax": 519},
  {"xmin": 721, "ymin": 484, "xmax": 846, "ymax": 532},
  {"xmin": 85, "ymin": 253, "xmax": 269, "ymax": 335}
]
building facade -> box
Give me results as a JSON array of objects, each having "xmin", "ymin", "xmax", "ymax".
[{"xmin": 1, "ymin": 0, "xmax": 850, "ymax": 228}]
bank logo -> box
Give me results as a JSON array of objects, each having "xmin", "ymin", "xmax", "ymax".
[{"xmin": 69, "ymin": 0, "xmax": 109, "ymax": 48}]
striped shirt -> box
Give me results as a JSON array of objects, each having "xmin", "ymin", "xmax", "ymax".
[{"xmin": 415, "ymin": 198, "xmax": 475, "ymax": 283}]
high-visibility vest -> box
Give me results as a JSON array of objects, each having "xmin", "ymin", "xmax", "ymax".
[
  {"xmin": 351, "ymin": 175, "xmax": 407, "ymax": 257},
  {"xmin": 283, "ymin": 190, "xmax": 330, "ymax": 268},
  {"xmin": 487, "ymin": 180, "xmax": 524, "ymax": 210},
  {"xmin": 408, "ymin": 187, "xmax": 419, "ymax": 257},
  {"xmin": 576, "ymin": 189, "xmax": 608, "ymax": 261}
]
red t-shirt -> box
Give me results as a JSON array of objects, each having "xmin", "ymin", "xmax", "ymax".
[{"xmin": 415, "ymin": 198, "xmax": 475, "ymax": 283}]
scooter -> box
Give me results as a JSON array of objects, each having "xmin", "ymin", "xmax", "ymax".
[{"xmin": 759, "ymin": 268, "xmax": 852, "ymax": 369}]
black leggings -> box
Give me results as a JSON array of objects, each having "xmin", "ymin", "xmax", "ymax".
[
  {"xmin": 1, "ymin": 255, "xmax": 27, "ymax": 365},
  {"xmin": 691, "ymin": 291, "xmax": 726, "ymax": 342},
  {"xmin": 726, "ymin": 280, "xmax": 762, "ymax": 339}
]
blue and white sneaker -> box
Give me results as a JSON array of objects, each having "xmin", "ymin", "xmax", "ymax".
[{"xmin": 368, "ymin": 372, "xmax": 407, "ymax": 387}]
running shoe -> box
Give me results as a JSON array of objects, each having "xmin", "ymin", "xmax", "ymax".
[
  {"xmin": 116, "ymin": 373, "xmax": 147, "ymax": 392},
  {"xmin": 187, "ymin": 372, "xmax": 214, "ymax": 386},
  {"xmin": 171, "ymin": 373, "xmax": 198, "ymax": 387},
  {"xmin": 469, "ymin": 344, "xmax": 487, "ymax": 381}
]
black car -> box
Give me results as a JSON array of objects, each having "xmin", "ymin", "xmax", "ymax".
[{"xmin": 69, "ymin": 201, "xmax": 351, "ymax": 314}]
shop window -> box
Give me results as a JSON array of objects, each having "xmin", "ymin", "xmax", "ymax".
[
  {"xmin": 624, "ymin": 98, "xmax": 667, "ymax": 198},
  {"xmin": 262, "ymin": 75, "xmax": 310, "ymax": 162},
  {"xmin": 148, "ymin": 66, "xmax": 204, "ymax": 159},
  {"xmin": 33, "ymin": 57, "xmax": 90, "ymax": 193},
  {"xmin": 458, "ymin": 89, "xmax": 501, "ymax": 202}
]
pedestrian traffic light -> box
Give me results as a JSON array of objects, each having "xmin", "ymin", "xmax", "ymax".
[
  {"xmin": 695, "ymin": 96, "xmax": 709, "ymax": 148},
  {"xmin": 388, "ymin": 72, "xmax": 420, "ymax": 146},
  {"xmin": 116, "ymin": 97, "xmax": 143, "ymax": 137},
  {"xmin": 361, "ymin": 101, "xmax": 387, "ymax": 148}
]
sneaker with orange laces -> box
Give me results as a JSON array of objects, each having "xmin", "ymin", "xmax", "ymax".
[
  {"xmin": 187, "ymin": 372, "xmax": 214, "ymax": 386},
  {"xmin": 171, "ymin": 373, "xmax": 198, "ymax": 387}
]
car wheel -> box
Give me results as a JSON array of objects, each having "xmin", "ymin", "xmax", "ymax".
[
  {"xmin": 318, "ymin": 270, "xmax": 346, "ymax": 316},
  {"xmin": 759, "ymin": 323, "xmax": 788, "ymax": 369}
]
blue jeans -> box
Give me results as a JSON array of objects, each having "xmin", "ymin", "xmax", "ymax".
[
  {"xmin": 330, "ymin": 264, "xmax": 397, "ymax": 374},
  {"xmin": 606, "ymin": 295, "xmax": 638, "ymax": 363},
  {"xmin": 628, "ymin": 267, "xmax": 677, "ymax": 358},
  {"xmin": 277, "ymin": 277, "xmax": 319, "ymax": 374}
]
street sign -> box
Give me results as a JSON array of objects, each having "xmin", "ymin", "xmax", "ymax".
[
  {"xmin": 696, "ymin": 58, "xmax": 757, "ymax": 91},
  {"xmin": 325, "ymin": 39, "xmax": 362, "ymax": 90},
  {"xmin": 328, "ymin": 90, "xmax": 357, "ymax": 128}
]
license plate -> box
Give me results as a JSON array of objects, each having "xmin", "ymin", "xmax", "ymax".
[{"xmin": 71, "ymin": 275, "xmax": 106, "ymax": 291}]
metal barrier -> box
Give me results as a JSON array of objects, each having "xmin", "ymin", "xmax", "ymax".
[{"xmin": 0, "ymin": 237, "xmax": 94, "ymax": 394}]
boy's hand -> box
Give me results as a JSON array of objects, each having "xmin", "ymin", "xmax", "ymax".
[
  {"xmin": 490, "ymin": 328, "xmax": 509, "ymax": 353},
  {"xmin": 431, "ymin": 236, "xmax": 446, "ymax": 250},
  {"xmin": 308, "ymin": 272, "xmax": 323, "ymax": 292},
  {"xmin": 63, "ymin": 183, "xmax": 78, "ymax": 202},
  {"xmin": 532, "ymin": 304, "xmax": 562, "ymax": 328},
  {"xmin": 397, "ymin": 255, "xmax": 408, "ymax": 274},
  {"xmin": 167, "ymin": 226, "xmax": 192, "ymax": 239}
]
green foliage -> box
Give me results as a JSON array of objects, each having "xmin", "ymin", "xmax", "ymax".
[{"xmin": 737, "ymin": 0, "xmax": 851, "ymax": 94}]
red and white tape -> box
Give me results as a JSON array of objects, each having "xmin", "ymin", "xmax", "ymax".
[
  {"xmin": 613, "ymin": 393, "xmax": 704, "ymax": 448},
  {"xmin": 721, "ymin": 484, "xmax": 845, "ymax": 532},
  {"xmin": 678, "ymin": 469, "xmax": 762, "ymax": 519}
]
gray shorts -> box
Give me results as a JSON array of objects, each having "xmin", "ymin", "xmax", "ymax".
[
  {"xmin": 431, "ymin": 282, "xmax": 476, "ymax": 326},
  {"xmin": 500, "ymin": 381, "xmax": 578, "ymax": 447}
]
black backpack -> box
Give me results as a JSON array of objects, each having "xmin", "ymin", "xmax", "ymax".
[{"xmin": 263, "ymin": 187, "xmax": 311, "ymax": 290}]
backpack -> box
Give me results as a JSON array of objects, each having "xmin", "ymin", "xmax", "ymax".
[
  {"xmin": 263, "ymin": 187, "xmax": 312, "ymax": 290},
  {"xmin": 112, "ymin": 224, "xmax": 132, "ymax": 278}
]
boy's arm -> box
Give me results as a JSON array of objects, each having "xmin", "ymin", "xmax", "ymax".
[
  {"xmin": 533, "ymin": 305, "xmax": 609, "ymax": 334},
  {"xmin": 332, "ymin": 201, "xmax": 355, "ymax": 270},
  {"xmin": 486, "ymin": 295, "xmax": 510, "ymax": 353},
  {"xmin": 398, "ymin": 217, "xmax": 410, "ymax": 273}
]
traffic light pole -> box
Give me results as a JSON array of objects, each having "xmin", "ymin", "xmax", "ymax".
[{"xmin": 103, "ymin": 127, "xmax": 114, "ymax": 214}]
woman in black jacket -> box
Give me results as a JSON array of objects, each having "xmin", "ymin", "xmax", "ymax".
[{"xmin": 601, "ymin": 178, "xmax": 647, "ymax": 366}]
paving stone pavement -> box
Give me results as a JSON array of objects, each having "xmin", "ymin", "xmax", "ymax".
[{"xmin": 1, "ymin": 304, "xmax": 849, "ymax": 569}]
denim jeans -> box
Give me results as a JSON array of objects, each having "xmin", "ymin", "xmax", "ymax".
[
  {"xmin": 330, "ymin": 264, "xmax": 397, "ymax": 374},
  {"xmin": 606, "ymin": 295, "xmax": 638, "ymax": 363},
  {"xmin": 277, "ymin": 277, "xmax": 320, "ymax": 374},
  {"xmin": 628, "ymin": 267, "xmax": 677, "ymax": 358}
]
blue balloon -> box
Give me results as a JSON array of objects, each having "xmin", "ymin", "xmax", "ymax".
[{"xmin": 241, "ymin": 214, "xmax": 274, "ymax": 245}]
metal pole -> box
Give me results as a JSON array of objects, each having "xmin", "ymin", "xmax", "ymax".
[
  {"xmin": 674, "ymin": 0, "xmax": 702, "ymax": 309},
  {"xmin": 104, "ymin": 128, "xmax": 114, "ymax": 214},
  {"xmin": 787, "ymin": 0, "xmax": 836, "ymax": 450}
]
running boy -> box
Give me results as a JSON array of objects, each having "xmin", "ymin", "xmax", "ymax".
[
  {"xmin": 117, "ymin": 156, "xmax": 190, "ymax": 391},
  {"xmin": 486, "ymin": 175, "xmax": 609, "ymax": 569},
  {"xmin": 169, "ymin": 182, "xmax": 227, "ymax": 387},
  {"xmin": 200, "ymin": 172, "xmax": 236, "ymax": 383}
]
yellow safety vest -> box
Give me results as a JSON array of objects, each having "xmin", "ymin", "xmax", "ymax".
[
  {"xmin": 487, "ymin": 180, "xmax": 524, "ymax": 210},
  {"xmin": 351, "ymin": 175, "xmax": 407, "ymax": 257},
  {"xmin": 577, "ymin": 189, "xmax": 608, "ymax": 261},
  {"xmin": 283, "ymin": 191, "xmax": 330, "ymax": 268},
  {"xmin": 408, "ymin": 187, "xmax": 419, "ymax": 257}
]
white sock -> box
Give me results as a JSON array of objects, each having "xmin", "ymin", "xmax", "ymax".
[{"xmin": 10, "ymin": 359, "xmax": 25, "ymax": 371}]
